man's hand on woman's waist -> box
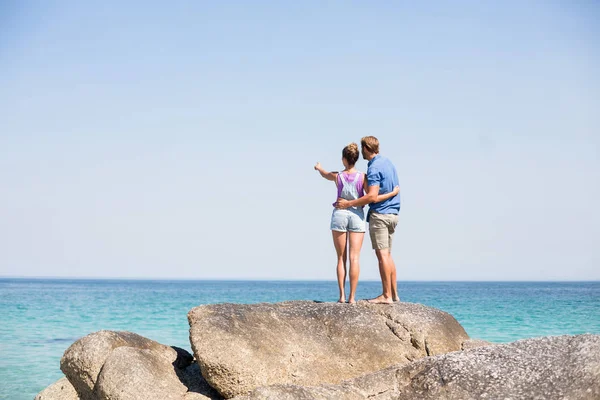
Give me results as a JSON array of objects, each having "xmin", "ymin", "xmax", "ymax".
[{"xmin": 336, "ymin": 198, "xmax": 353, "ymax": 209}]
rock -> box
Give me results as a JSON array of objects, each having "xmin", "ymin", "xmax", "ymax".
[
  {"xmin": 236, "ymin": 334, "xmax": 600, "ymax": 400},
  {"xmin": 94, "ymin": 346, "xmax": 221, "ymax": 400},
  {"xmin": 236, "ymin": 384, "xmax": 359, "ymax": 400},
  {"xmin": 60, "ymin": 331, "xmax": 180, "ymax": 399},
  {"xmin": 59, "ymin": 330, "xmax": 221, "ymax": 400},
  {"xmin": 35, "ymin": 377, "xmax": 79, "ymax": 400},
  {"xmin": 188, "ymin": 301, "xmax": 469, "ymax": 398},
  {"xmin": 461, "ymin": 338, "xmax": 493, "ymax": 350}
]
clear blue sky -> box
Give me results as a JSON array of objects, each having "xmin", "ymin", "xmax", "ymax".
[{"xmin": 1, "ymin": 1, "xmax": 598, "ymax": 280}]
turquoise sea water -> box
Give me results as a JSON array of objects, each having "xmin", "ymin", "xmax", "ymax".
[{"xmin": 1, "ymin": 279, "xmax": 599, "ymax": 400}]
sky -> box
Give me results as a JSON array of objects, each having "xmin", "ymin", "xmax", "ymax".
[{"xmin": 0, "ymin": 1, "xmax": 598, "ymax": 281}]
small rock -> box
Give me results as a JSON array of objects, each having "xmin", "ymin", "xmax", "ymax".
[
  {"xmin": 461, "ymin": 338, "xmax": 494, "ymax": 350},
  {"xmin": 35, "ymin": 377, "xmax": 78, "ymax": 400}
]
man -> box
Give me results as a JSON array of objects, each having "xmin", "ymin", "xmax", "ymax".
[{"xmin": 337, "ymin": 136, "xmax": 401, "ymax": 304}]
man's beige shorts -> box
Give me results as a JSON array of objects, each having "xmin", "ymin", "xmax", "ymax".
[{"xmin": 369, "ymin": 212, "xmax": 399, "ymax": 250}]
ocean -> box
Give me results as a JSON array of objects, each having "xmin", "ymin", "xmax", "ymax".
[{"xmin": 1, "ymin": 279, "xmax": 599, "ymax": 400}]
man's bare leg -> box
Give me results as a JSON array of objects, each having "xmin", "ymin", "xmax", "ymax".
[
  {"xmin": 368, "ymin": 248, "xmax": 394, "ymax": 304},
  {"xmin": 391, "ymin": 256, "xmax": 399, "ymax": 301},
  {"xmin": 332, "ymin": 231, "xmax": 348, "ymax": 303}
]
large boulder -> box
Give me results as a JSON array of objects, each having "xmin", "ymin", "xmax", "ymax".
[
  {"xmin": 188, "ymin": 301, "xmax": 469, "ymax": 398},
  {"xmin": 236, "ymin": 334, "xmax": 600, "ymax": 400},
  {"xmin": 35, "ymin": 377, "xmax": 79, "ymax": 400},
  {"xmin": 59, "ymin": 330, "xmax": 220, "ymax": 400}
]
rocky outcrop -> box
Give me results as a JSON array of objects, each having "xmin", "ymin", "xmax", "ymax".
[
  {"xmin": 38, "ymin": 302, "xmax": 599, "ymax": 400},
  {"xmin": 236, "ymin": 334, "xmax": 600, "ymax": 400},
  {"xmin": 34, "ymin": 377, "xmax": 78, "ymax": 400},
  {"xmin": 59, "ymin": 330, "xmax": 220, "ymax": 400},
  {"xmin": 188, "ymin": 301, "xmax": 469, "ymax": 398}
]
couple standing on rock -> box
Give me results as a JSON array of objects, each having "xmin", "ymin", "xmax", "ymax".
[{"xmin": 315, "ymin": 136, "xmax": 401, "ymax": 304}]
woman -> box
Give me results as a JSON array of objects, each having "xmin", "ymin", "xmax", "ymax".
[{"xmin": 314, "ymin": 143, "xmax": 399, "ymax": 303}]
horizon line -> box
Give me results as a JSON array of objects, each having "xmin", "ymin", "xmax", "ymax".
[{"xmin": 1, "ymin": 276, "xmax": 598, "ymax": 283}]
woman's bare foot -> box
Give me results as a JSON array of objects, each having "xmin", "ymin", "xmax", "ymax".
[
  {"xmin": 348, "ymin": 298, "xmax": 356, "ymax": 304},
  {"xmin": 367, "ymin": 294, "xmax": 393, "ymax": 304},
  {"xmin": 338, "ymin": 297, "xmax": 346, "ymax": 303},
  {"xmin": 393, "ymin": 297, "xmax": 400, "ymax": 302}
]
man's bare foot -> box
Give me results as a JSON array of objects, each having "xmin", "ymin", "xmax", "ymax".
[
  {"xmin": 393, "ymin": 297, "xmax": 400, "ymax": 302},
  {"xmin": 338, "ymin": 297, "xmax": 346, "ymax": 303},
  {"xmin": 367, "ymin": 294, "xmax": 393, "ymax": 304},
  {"xmin": 348, "ymin": 298, "xmax": 356, "ymax": 304}
]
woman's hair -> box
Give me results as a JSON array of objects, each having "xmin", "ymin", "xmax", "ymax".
[
  {"xmin": 342, "ymin": 142, "xmax": 360, "ymax": 165},
  {"xmin": 361, "ymin": 136, "xmax": 380, "ymax": 155}
]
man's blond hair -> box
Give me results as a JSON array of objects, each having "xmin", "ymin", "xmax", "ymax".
[{"xmin": 361, "ymin": 136, "xmax": 380, "ymax": 154}]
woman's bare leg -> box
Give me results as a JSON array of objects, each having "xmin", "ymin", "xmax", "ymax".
[
  {"xmin": 332, "ymin": 231, "xmax": 348, "ymax": 303},
  {"xmin": 347, "ymin": 231, "xmax": 364, "ymax": 304}
]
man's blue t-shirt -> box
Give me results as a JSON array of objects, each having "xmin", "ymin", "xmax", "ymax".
[{"xmin": 366, "ymin": 154, "xmax": 401, "ymax": 216}]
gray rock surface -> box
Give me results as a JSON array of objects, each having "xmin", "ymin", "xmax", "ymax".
[
  {"xmin": 35, "ymin": 377, "xmax": 79, "ymax": 400},
  {"xmin": 236, "ymin": 334, "xmax": 600, "ymax": 400},
  {"xmin": 461, "ymin": 338, "xmax": 493, "ymax": 350},
  {"xmin": 59, "ymin": 330, "xmax": 221, "ymax": 400},
  {"xmin": 188, "ymin": 301, "xmax": 469, "ymax": 398}
]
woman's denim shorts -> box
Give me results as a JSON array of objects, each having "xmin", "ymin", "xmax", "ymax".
[{"xmin": 330, "ymin": 208, "xmax": 366, "ymax": 233}]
